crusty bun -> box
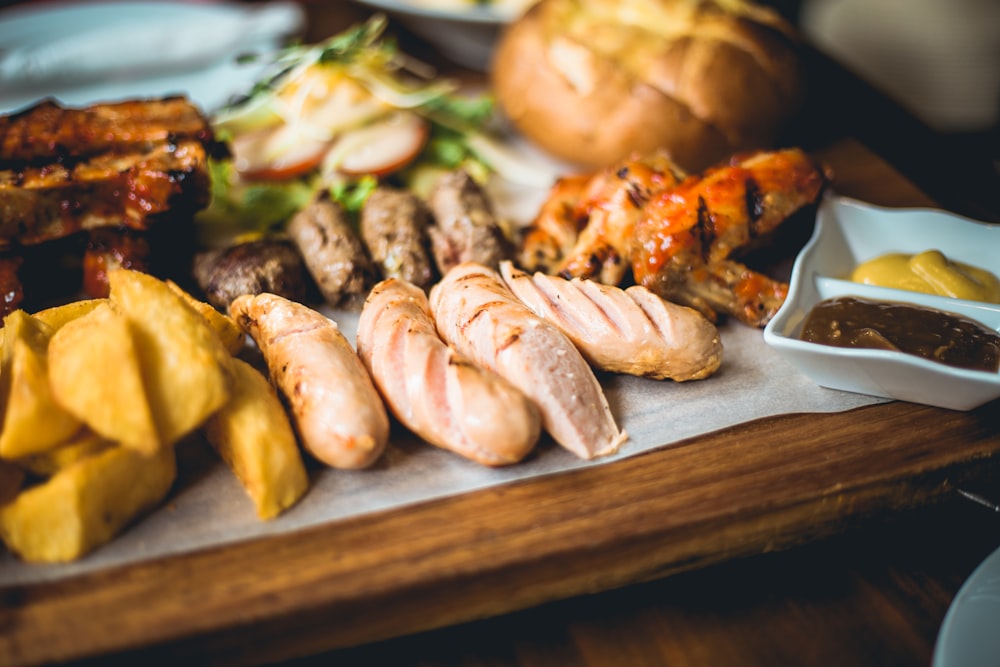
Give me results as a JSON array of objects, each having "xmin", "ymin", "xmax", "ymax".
[{"xmin": 491, "ymin": 0, "xmax": 804, "ymax": 171}]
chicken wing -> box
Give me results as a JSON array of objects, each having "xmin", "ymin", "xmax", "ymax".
[{"xmin": 632, "ymin": 148, "xmax": 826, "ymax": 327}]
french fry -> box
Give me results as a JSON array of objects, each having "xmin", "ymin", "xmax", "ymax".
[
  {"xmin": 166, "ymin": 280, "xmax": 245, "ymax": 355},
  {"xmin": 0, "ymin": 311, "xmax": 83, "ymax": 459},
  {"xmin": 202, "ymin": 358, "xmax": 309, "ymax": 520},
  {"xmin": 108, "ymin": 269, "xmax": 234, "ymax": 446},
  {"xmin": 47, "ymin": 302, "xmax": 160, "ymax": 454},
  {"xmin": 0, "ymin": 444, "xmax": 176, "ymax": 563}
]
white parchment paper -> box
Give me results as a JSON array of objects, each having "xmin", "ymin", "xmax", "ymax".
[
  {"xmin": 0, "ymin": 5, "xmax": 889, "ymax": 590},
  {"xmin": 0, "ymin": 312, "xmax": 886, "ymax": 586}
]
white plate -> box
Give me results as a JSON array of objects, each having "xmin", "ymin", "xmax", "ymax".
[
  {"xmin": 763, "ymin": 193, "xmax": 1000, "ymax": 411},
  {"xmin": 352, "ymin": 0, "xmax": 533, "ymax": 70},
  {"xmin": 0, "ymin": 0, "xmax": 304, "ymax": 114},
  {"xmin": 933, "ymin": 543, "xmax": 1000, "ymax": 667}
]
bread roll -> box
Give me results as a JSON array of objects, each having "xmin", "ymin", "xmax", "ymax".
[{"xmin": 491, "ymin": 0, "xmax": 804, "ymax": 172}]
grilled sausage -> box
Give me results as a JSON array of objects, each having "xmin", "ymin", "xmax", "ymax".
[
  {"xmin": 230, "ymin": 292, "xmax": 388, "ymax": 469},
  {"xmin": 429, "ymin": 262, "xmax": 626, "ymax": 460},
  {"xmin": 500, "ymin": 261, "xmax": 723, "ymax": 381},
  {"xmin": 358, "ymin": 278, "xmax": 540, "ymax": 466}
]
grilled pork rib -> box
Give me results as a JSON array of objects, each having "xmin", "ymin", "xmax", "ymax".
[
  {"xmin": 0, "ymin": 97, "xmax": 218, "ymax": 313},
  {"xmin": 0, "ymin": 139, "xmax": 211, "ymax": 245},
  {"xmin": 0, "ymin": 97, "xmax": 216, "ymax": 167}
]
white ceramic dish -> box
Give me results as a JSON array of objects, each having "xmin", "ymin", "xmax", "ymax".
[
  {"xmin": 352, "ymin": 0, "xmax": 533, "ymax": 70},
  {"xmin": 0, "ymin": 0, "xmax": 304, "ymax": 114},
  {"xmin": 763, "ymin": 193, "xmax": 1000, "ymax": 411},
  {"xmin": 933, "ymin": 543, "xmax": 1000, "ymax": 667}
]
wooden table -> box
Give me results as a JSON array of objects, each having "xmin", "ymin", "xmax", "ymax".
[{"xmin": 2, "ymin": 4, "xmax": 1000, "ymax": 667}]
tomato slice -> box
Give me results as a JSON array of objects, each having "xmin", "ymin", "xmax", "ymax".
[
  {"xmin": 231, "ymin": 123, "xmax": 332, "ymax": 181},
  {"xmin": 325, "ymin": 111, "xmax": 430, "ymax": 178},
  {"xmin": 230, "ymin": 110, "xmax": 431, "ymax": 182}
]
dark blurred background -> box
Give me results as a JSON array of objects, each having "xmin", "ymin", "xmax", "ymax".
[{"xmin": 1, "ymin": 0, "xmax": 997, "ymax": 220}]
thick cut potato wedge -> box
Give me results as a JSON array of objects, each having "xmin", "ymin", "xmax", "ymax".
[
  {"xmin": 0, "ymin": 444, "xmax": 176, "ymax": 563},
  {"xmin": 0, "ymin": 300, "xmax": 104, "ymax": 364},
  {"xmin": 48, "ymin": 302, "xmax": 160, "ymax": 454},
  {"xmin": 0, "ymin": 311, "xmax": 83, "ymax": 458},
  {"xmin": 33, "ymin": 299, "xmax": 106, "ymax": 332},
  {"xmin": 108, "ymin": 269, "xmax": 234, "ymax": 446},
  {"xmin": 0, "ymin": 459, "xmax": 25, "ymax": 506},
  {"xmin": 15, "ymin": 431, "xmax": 116, "ymax": 478},
  {"xmin": 166, "ymin": 280, "xmax": 245, "ymax": 355},
  {"xmin": 203, "ymin": 358, "xmax": 309, "ymax": 520}
]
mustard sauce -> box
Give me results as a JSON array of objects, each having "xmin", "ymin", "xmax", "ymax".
[
  {"xmin": 800, "ymin": 296, "xmax": 1000, "ymax": 372},
  {"xmin": 850, "ymin": 250, "xmax": 1000, "ymax": 303}
]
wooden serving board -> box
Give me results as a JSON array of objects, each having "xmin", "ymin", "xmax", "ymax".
[{"xmin": 1, "ymin": 140, "xmax": 999, "ymax": 667}]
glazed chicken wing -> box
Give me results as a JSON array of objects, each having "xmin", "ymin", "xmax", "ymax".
[
  {"xmin": 517, "ymin": 152, "xmax": 685, "ymax": 285},
  {"xmin": 631, "ymin": 148, "xmax": 826, "ymax": 327},
  {"xmin": 557, "ymin": 152, "xmax": 685, "ymax": 285}
]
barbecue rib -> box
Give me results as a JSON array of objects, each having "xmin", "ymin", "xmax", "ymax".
[
  {"xmin": 0, "ymin": 97, "xmax": 216, "ymax": 166},
  {"xmin": 0, "ymin": 97, "xmax": 219, "ymax": 314}
]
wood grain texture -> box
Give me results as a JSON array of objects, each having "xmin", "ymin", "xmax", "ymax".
[{"xmin": 2, "ymin": 396, "xmax": 998, "ymax": 666}]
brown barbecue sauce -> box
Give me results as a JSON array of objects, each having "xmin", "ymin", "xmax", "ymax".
[{"xmin": 800, "ymin": 296, "xmax": 1000, "ymax": 372}]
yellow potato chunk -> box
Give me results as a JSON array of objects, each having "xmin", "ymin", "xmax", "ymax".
[
  {"xmin": 108, "ymin": 269, "xmax": 234, "ymax": 446},
  {"xmin": 48, "ymin": 302, "xmax": 160, "ymax": 454},
  {"xmin": 33, "ymin": 299, "xmax": 107, "ymax": 332},
  {"xmin": 0, "ymin": 311, "xmax": 83, "ymax": 459},
  {"xmin": 203, "ymin": 358, "xmax": 309, "ymax": 520},
  {"xmin": 15, "ymin": 431, "xmax": 116, "ymax": 478},
  {"xmin": 0, "ymin": 445, "xmax": 176, "ymax": 563},
  {"xmin": 166, "ymin": 280, "xmax": 245, "ymax": 355}
]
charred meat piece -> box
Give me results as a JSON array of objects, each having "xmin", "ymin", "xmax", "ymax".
[
  {"xmin": 83, "ymin": 228, "xmax": 152, "ymax": 299},
  {"xmin": 0, "ymin": 97, "xmax": 219, "ymax": 167},
  {"xmin": 426, "ymin": 169, "xmax": 512, "ymax": 274},
  {"xmin": 0, "ymin": 139, "xmax": 211, "ymax": 246},
  {"xmin": 193, "ymin": 239, "xmax": 306, "ymax": 310},
  {"xmin": 287, "ymin": 195, "xmax": 377, "ymax": 309},
  {"xmin": 516, "ymin": 172, "xmax": 591, "ymax": 274},
  {"xmin": 0, "ymin": 97, "xmax": 217, "ymax": 309},
  {"xmin": 359, "ymin": 187, "xmax": 437, "ymax": 289},
  {"xmin": 0, "ymin": 255, "xmax": 23, "ymax": 316}
]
